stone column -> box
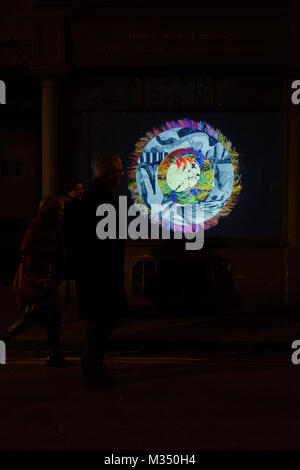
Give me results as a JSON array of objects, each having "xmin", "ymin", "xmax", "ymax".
[
  {"xmin": 287, "ymin": 3, "xmax": 300, "ymax": 248},
  {"xmin": 287, "ymin": 89, "xmax": 300, "ymax": 248},
  {"xmin": 41, "ymin": 79, "xmax": 60, "ymax": 197},
  {"xmin": 284, "ymin": 4, "xmax": 300, "ymax": 306},
  {"xmin": 286, "ymin": 77, "xmax": 300, "ymax": 306}
]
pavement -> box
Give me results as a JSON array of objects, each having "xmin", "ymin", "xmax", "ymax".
[
  {"xmin": 2, "ymin": 355, "xmax": 300, "ymax": 450},
  {"xmin": 1, "ymin": 286, "xmax": 300, "ymax": 451},
  {"xmin": 1, "ymin": 285, "xmax": 300, "ymax": 359}
]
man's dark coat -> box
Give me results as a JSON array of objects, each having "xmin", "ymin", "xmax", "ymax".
[{"xmin": 79, "ymin": 178, "xmax": 125, "ymax": 316}]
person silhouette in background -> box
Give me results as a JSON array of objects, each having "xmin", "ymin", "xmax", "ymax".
[
  {"xmin": 79, "ymin": 154, "xmax": 127, "ymax": 387},
  {"xmin": 62, "ymin": 178, "xmax": 84, "ymax": 314},
  {"xmin": 2, "ymin": 196, "xmax": 72, "ymax": 366}
]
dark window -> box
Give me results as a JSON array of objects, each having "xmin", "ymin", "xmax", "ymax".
[{"xmin": 131, "ymin": 258, "xmax": 156, "ymax": 298}]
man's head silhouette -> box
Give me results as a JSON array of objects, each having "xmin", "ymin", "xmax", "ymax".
[{"xmin": 94, "ymin": 154, "xmax": 123, "ymax": 190}]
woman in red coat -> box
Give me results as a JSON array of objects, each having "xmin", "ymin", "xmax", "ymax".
[{"xmin": 3, "ymin": 196, "xmax": 71, "ymax": 367}]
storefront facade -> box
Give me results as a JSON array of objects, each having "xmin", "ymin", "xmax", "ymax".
[{"xmin": 1, "ymin": 1, "xmax": 300, "ymax": 308}]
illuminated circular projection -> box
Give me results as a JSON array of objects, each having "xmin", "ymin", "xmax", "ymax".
[
  {"xmin": 128, "ymin": 119, "xmax": 242, "ymax": 231},
  {"xmin": 157, "ymin": 148, "xmax": 214, "ymax": 205},
  {"xmin": 166, "ymin": 157, "xmax": 200, "ymax": 192}
]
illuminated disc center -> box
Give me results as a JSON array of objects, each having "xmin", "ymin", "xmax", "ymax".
[{"xmin": 166, "ymin": 158, "xmax": 200, "ymax": 192}]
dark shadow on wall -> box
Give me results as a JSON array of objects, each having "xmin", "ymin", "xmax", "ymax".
[{"xmin": 145, "ymin": 242, "xmax": 242, "ymax": 314}]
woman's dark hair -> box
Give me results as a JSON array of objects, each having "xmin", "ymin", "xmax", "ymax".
[{"xmin": 39, "ymin": 195, "xmax": 64, "ymax": 215}]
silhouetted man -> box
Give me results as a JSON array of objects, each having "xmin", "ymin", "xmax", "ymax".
[{"xmin": 79, "ymin": 154, "xmax": 126, "ymax": 386}]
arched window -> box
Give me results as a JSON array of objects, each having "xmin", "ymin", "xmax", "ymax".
[{"xmin": 131, "ymin": 257, "xmax": 157, "ymax": 298}]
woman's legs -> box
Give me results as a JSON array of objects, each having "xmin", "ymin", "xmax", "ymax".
[
  {"xmin": 44, "ymin": 304, "xmax": 73, "ymax": 366},
  {"xmin": 5, "ymin": 311, "xmax": 35, "ymax": 339},
  {"xmin": 44, "ymin": 304, "xmax": 61, "ymax": 357}
]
